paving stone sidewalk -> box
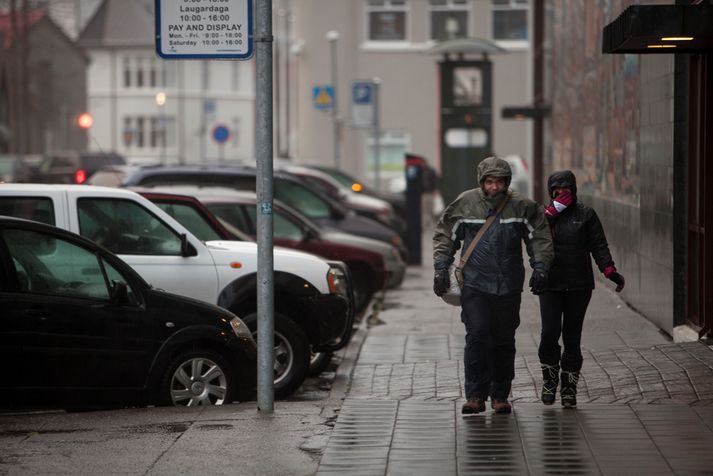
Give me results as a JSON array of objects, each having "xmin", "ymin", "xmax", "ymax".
[{"xmin": 317, "ymin": 236, "xmax": 713, "ymax": 475}]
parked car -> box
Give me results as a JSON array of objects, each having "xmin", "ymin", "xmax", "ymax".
[
  {"xmin": 134, "ymin": 188, "xmax": 366, "ymax": 376},
  {"xmin": 0, "ymin": 184, "xmax": 354, "ymax": 398},
  {"xmin": 0, "ymin": 154, "xmax": 32, "ymax": 183},
  {"xmin": 275, "ymin": 162, "xmax": 400, "ymax": 229},
  {"xmin": 0, "ymin": 216, "xmax": 257, "ymax": 409},
  {"xmin": 113, "ymin": 164, "xmax": 408, "ymax": 260},
  {"xmin": 30, "ymin": 151, "xmax": 126, "ymax": 184},
  {"xmin": 136, "ymin": 187, "xmax": 396, "ymax": 315}
]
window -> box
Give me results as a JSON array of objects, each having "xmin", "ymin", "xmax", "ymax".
[
  {"xmin": 77, "ymin": 198, "xmax": 183, "ymax": 256},
  {"xmin": 153, "ymin": 202, "xmax": 223, "ymax": 242},
  {"xmin": 123, "ymin": 57, "xmax": 131, "ymax": 88},
  {"xmin": 244, "ymin": 206, "xmax": 305, "ymax": 242},
  {"xmin": 366, "ymin": 0, "xmax": 408, "ymax": 41},
  {"xmin": 429, "ymin": 0, "xmax": 469, "ymax": 41},
  {"xmin": 0, "ymin": 197, "xmax": 55, "ymax": 225},
  {"xmin": 4, "ymin": 229, "xmax": 111, "ymax": 300},
  {"xmin": 206, "ymin": 203, "xmax": 252, "ymax": 235},
  {"xmin": 366, "ymin": 131, "xmax": 410, "ymax": 189},
  {"xmin": 492, "ymin": 0, "xmax": 528, "ymax": 41},
  {"xmin": 136, "ymin": 57, "xmax": 144, "ymax": 87},
  {"xmin": 123, "ymin": 116, "xmax": 175, "ymax": 150},
  {"xmin": 274, "ymin": 181, "xmax": 332, "ymax": 220}
]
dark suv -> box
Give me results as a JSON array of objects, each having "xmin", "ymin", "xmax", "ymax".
[
  {"xmin": 31, "ymin": 152, "xmax": 126, "ymax": 184},
  {"xmin": 0, "ymin": 216, "xmax": 257, "ymax": 409}
]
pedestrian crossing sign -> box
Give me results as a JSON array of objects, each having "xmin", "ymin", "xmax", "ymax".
[{"xmin": 313, "ymin": 85, "xmax": 334, "ymax": 110}]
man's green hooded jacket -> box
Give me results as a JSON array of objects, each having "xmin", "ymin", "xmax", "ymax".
[{"xmin": 433, "ymin": 157, "xmax": 554, "ymax": 296}]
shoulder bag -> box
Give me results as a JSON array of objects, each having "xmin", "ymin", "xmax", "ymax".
[{"xmin": 441, "ymin": 193, "xmax": 510, "ymax": 306}]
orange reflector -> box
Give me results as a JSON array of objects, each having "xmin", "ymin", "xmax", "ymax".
[
  {"xmin": 229, "ymin": 262, "xmax": 242, "ymax": 269},
  {"xmin": 351, "ymin": 183, "xmax": 363, "ymax": 192}
]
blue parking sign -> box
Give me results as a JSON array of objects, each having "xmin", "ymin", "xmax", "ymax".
[
  {"xmin": 353, "ymin": 82, "xmax": 373, "ymax": 104},
  {"xmin": 351, "ymin": 81, "xmax": 375, "ymax": 128}
]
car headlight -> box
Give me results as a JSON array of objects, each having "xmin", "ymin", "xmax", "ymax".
[
  {"xmin": 327, "ymin": 266, "xmax": 349, "ymax": 298},
  {"xmin": 230, "ymin": 316, "xmax": 255, "ymax": 342}
]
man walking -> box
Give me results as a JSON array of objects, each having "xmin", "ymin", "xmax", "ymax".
[{"xmin": 433, "ymin": 156, "xmax": 553, "ymax": 414}]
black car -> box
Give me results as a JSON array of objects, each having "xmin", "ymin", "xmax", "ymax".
[
  {"xmin": 116, "ymin": 164, "xmax": 408, "ymax": 259},
  {"xmin": 0, "ymin": 216, "xmax": 257, "ymax": 409}
]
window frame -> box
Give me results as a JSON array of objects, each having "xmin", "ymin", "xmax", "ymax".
[
  {"xmin": 77, "ymin": 197, "xmax": 185, "ymax": 257},
  {"xmin": 364, "ymin": 0, "xmax": 410, "ymax": 44},
  {"xmin": 491, "ymin": 0, "xmax": 530, "ymax": 47},
  {"xmin": 427, "ymin": 0, "xmax": 471, "ymax": 42}
]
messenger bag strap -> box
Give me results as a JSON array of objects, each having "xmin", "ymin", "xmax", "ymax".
[{"xmin": 457, "ymin": 192, "xmax": 510, "ymax": 270}]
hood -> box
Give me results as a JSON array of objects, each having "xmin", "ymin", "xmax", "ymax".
[
  {"xmin": 477, "ymin": 156, "xmax": 512, "ymax": 189},
  {"xmin": 205, "ymin": 240, "xmax": 331, "ymax": 294},
  {"xmin": 547, "ymin": 170, "xmax": 578, "ymax": 198}
]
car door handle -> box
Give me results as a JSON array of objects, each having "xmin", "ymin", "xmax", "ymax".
[{"xmin": 24, "ymin": 308, "xmax": 50, "ymax": 320}]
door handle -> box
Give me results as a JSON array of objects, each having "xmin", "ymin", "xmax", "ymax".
[{"xmin": 24, "ymin": 308, "xmax": 50, "ymax": 320}]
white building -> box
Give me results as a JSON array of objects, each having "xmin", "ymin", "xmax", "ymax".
[{"xmin": 77, "ymin": 0, "xmax": 254, "ymax": 164}]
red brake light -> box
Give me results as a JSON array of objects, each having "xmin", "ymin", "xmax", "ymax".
[{"xmin": 74, "ymin": 169, "xmax": 87, "ymax": 184}]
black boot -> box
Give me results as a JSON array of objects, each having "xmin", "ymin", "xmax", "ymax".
[
  {"xmin": 540, "ymin": 364, "xmax": 559, "ymax": 405},
  {"xmin": 560, "ymin": 370, "xmax": 579, "ymax": 408}
]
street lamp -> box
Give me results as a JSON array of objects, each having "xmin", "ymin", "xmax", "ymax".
[
  {"xmin": 155, "ymin": 92, "xmax": 167, "ymax": 164},
  {"xmin": 326, "ymin": 30, "xmax": 340, "ymax": 169}
]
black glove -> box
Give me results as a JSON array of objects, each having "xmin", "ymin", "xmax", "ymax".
[
  {"xmin": 529, "ymin": 270, "xmax": 548, "ymax": 295},
  {"xmin": 433, "ymin": 268, "xmax": 450, "ymax": 296},
  {"xmin": 604, "ymin": 265, "xmax": 625, "ymax": 292},
  {"xmin": 609, "ymin": 272, "xmax": 625, "ymax": 292}
]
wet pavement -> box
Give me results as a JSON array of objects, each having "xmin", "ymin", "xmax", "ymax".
[
  {"xmin": 3, "ymin": 234, "xmax": 713, "ymax": 474},
  {"xmin": 316, "ymin": 242, "xmax": 713, "ymax": 475}
]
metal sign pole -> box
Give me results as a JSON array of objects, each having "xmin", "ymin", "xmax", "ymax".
[
  {"xmin": 373, "ymin": 78, "xmax": 381, "ymax": 193},
  {"xmin": 255, "ymin": 0, "xmax": 274, "ymax": 412},
  {"xmin": 327, "ymin": 31, "xmax": 340, "ymax": 168}
]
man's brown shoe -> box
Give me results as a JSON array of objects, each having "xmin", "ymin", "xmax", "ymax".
[
  {"xmin": 491, "ymin": 399, "xmax": 512, "ymax": 414},
  {"xmin": 461, "ymin": 398, "xmax": 486, "ymax": 414}
]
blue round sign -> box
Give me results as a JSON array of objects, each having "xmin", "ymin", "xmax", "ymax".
[{"xmin": 212, "ymin": 125, "xmax": 230, "ymax": 144}]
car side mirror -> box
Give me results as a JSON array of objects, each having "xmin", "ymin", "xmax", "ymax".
[
  {"xmin": 110, "ymin": 280, "xmax": 129, "ymax": 304},
  {"xmin": 180, "ymin": 233, "xmax": 194, "ymax": 257},
  {"xmin": 303, "ymin": 227, "xmax": 317, "ymax": 241}
]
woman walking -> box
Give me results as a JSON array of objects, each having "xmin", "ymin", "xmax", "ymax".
[{"xmin": 537, "ymin": 170, "xmax": 625, "ymax": 408}]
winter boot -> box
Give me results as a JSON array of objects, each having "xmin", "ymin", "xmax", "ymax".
[
  {"xmin": 540, "ymin": 364, "xmax": 559, "ymax": 405},
  {"xmin": 560, "ymin": 370, "xmax": 580, "ymax": 408},
  {"xmin": 461, "ymin": 398, "xmax": 486, "ymax": 414},
  {"xmin": 491, "ymin": 399, "xmax": 512, "ymax": 414}
]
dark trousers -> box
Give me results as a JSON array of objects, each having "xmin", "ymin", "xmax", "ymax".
[
  {"xmin": 461, "ymin": 287, "xmax": 521, "ymax": 400},
  {"xmin": 538, "ymin": 289, "xmax": 593, "ymax": 372}
]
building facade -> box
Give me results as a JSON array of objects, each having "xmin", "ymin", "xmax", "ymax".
[
  {"xmin": 77, "ymin": 0, "xmax": 255, "ymax": 164},
  {"xmin": 280, "ymin": 0, "xmax": 533, "ymax": 193},
  {"xmin": 0, "ymin": 9, "xmax": 88, "ymax": 154},
  {"xmin": 541, "ymin": 0, "xmax": 713, "ymax": 338}
]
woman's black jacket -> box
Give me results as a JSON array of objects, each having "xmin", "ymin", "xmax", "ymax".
[{"xmin": 546, "ymin": 201, "xmax": 614, "ymax": 291}]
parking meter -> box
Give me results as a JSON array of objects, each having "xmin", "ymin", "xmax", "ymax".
[{"xmin": 405, "ymin": 154, "xmax": 426, "ymax": 265}]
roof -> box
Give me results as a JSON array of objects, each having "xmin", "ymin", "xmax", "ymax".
[{"xmin": 78, "ymin": 0, "xmax": 154, "ymax": 48}]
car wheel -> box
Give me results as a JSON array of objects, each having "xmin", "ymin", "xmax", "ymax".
[
  {"xmin": 248, "ymin": 313, "xmax": 310, "ymax": 399},
  {"xmin": 308, "ymin": 349, "xmax": 333, "ymax": 376},
  {"xmin": 160, "ymin": 349, "xmax": 235, "ymax": 406}
]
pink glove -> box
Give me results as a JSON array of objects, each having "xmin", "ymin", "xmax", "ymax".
[{"xmin": 544, "ymin": 190, "xmax": 574, "ymax": 218}]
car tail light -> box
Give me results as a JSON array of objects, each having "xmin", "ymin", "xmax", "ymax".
[{"xmin": 74, "ymin": 169, "xmax": 87, "ymax": 184}]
